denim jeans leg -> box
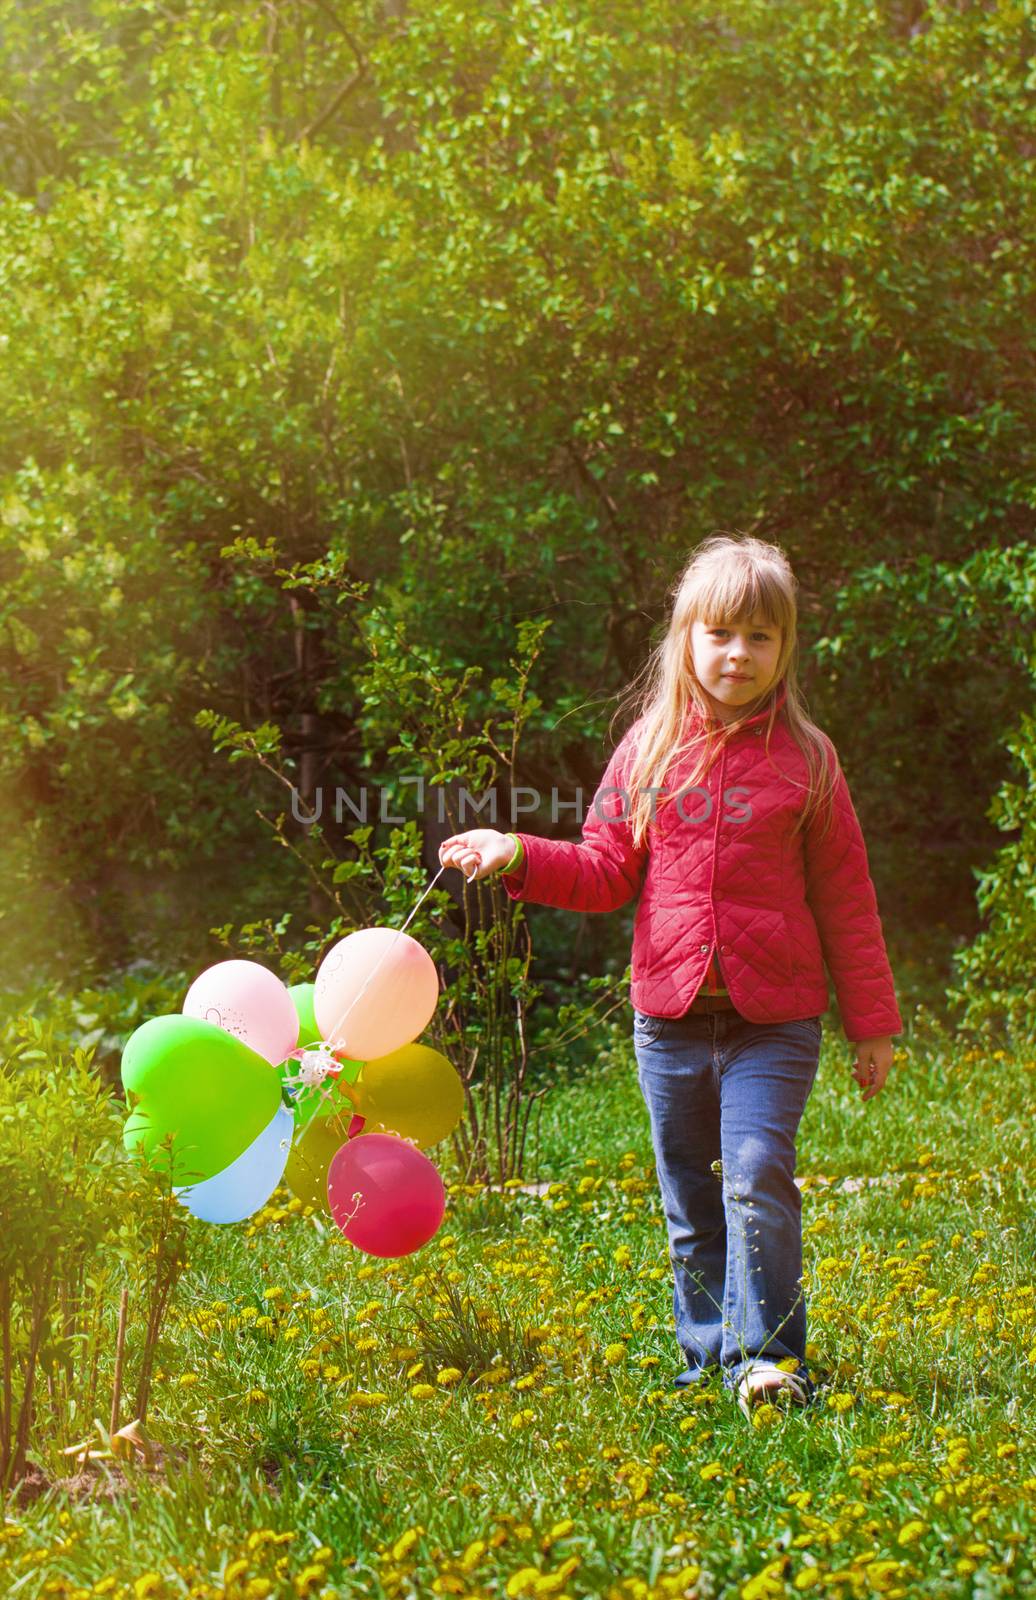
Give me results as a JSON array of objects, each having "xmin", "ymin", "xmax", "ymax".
[
  {"xmin": 633, "ymin": 1012, "xmax": 726, "ymax": 1385},
  {"xmin": 714, "ymin": 1016, "xmax": 822, "ymax": 1398}
]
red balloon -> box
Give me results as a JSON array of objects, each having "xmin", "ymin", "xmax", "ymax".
[{"xmin": 327, "ymin": 1133, "xmax": 445, "ymax": 1258}]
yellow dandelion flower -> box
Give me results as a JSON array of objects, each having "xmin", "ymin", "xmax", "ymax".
[
  {"xmin": 409, "ymin": 1383, "xmax": 437, "ymax": 1399},
  {"xmin": 246, "ymin": 1388, "xmax": 268, "ymax": 1405},
  {"xmin": 436, "ymin": 1368, "xmax": 463, "ymax": 1387},
  {"xmin": 699, "ymin": 1461, "xmax": 722, "ymax": 1481},
  {"xmin": 244, "ymin": 1581, "xmax": 272, "ymax": 1599},
  {"xmin": 505, "ymin": 1568, "xmax": 542, "ymax": 1597},
  {"xmin": 547, "ymin": 1520, "xmax": 575, "ymax": 1542},
  {"xmin": 263, "ymin": 1287, "xmax": 285, "ymax": 1301},
  {"xmin": 348, "ymin": 1390, "xmax": 388, "ymax": 1407},
  {"xmin": 828, "ymin": 1393, "xmax": 855, "ymax": 1412},
  {"xmin": 534, "ymin": 1556, "xmax": 580, "ymax": 1592},
  {"xmin": 133, "ymin": 1577, "xmax": 163, "ymax": 1600},
  {"xmin": 460, "ymin": 1539, "xmax": 487, "ymax": 1572},
  {"xmin": 603, "ymin": 1343, "xmax": 627, "ymax": 1366},
  {"xmin": 224, "ymin": 1559, "xmax": 250, "ymax": 1584},
  {"xmin": 752, "ymin": 1403, "xmax": 780, "ymax": 1429},
  {"xmin": 177, "ymin": 1373, "xmax": 199, "ymax": 1388},
  {"xmin": 510, "ymin": 1408, "xmax": 535, "ymax": 1430},
  {"xmin": 897, "ymin": 1521, "xmax": 926, "ymax": 1545},
  {"xmin": 864, "ymin": 1559, "xmax": 903, "ymax": 1591},
  {"xmin": 741, "ymin": 1556, "xmax": 788, "ymax": 1598},
  {"xmin": 793, "ymin": 1571, "xmax": 820, "ymax": 1591},
  {"xmin": 391, "ymin": 1529, "xmax": 421, "ymax": 1561}
]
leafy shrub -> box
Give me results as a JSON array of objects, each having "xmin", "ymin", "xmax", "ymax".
[
  {"xmin": 946, "ymin": 708, "xmax": 1036, "ymax": 1051},
  {"xmin": 0, "ymin": 1020, "xmax": 190, "ymax": 1489}
]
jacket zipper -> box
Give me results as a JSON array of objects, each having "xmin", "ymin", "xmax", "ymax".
[{"xmin": 703, "ymin": 740, "xmax": 726, "ymax": 975}]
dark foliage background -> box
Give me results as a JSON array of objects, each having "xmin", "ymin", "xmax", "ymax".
[{"xmin": 1, "ymin": 0, "xmax": 1032, "ymax": 1047}]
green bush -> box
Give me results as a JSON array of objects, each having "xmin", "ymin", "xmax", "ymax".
[
  {"xmin": 946, "ymin": 707, "xmax": 1036, "ymax": 1051},
  {"xmin": 0, "ymin": 1020, "xmax": 190, "ymax": 1489}
]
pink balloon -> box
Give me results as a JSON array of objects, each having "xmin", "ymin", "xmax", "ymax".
[
  {"xmin": 327, "ymin": 1133, "xmax": 445, "ymax": 1258},
  {"xmin": 183, "ymin": 959, "xmax": 299, "ymax": 1068},
  {"xmin": 314, "ymin": 928, "xmax": 439, "ymax": 1060}
]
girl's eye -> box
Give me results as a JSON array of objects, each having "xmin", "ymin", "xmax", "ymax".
[{"xmin": 709, "ymin": 629, "xmax": 770, "ymax": 640}]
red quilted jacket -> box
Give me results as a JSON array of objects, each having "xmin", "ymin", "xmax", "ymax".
[{"xmin": 500, "ymin": 684, "xmax": 902, "ymax": 1042}]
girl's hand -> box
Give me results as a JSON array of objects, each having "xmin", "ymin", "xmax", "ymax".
[
  {"xmin": 852, "ymin": 1036, "xmax": 894, "ymax": 1102},
  {"xmin": 438, "ymin": 829, "xmax": 515, "ymax": 882}
]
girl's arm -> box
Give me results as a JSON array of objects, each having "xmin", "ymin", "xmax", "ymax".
[
  {"xmin": 803, "ymin": 754, "xmax": 903, "ymax": 1044},
  {"xmin": 499, "ymin": 730, "xmax": 648, "ymax": 913}
]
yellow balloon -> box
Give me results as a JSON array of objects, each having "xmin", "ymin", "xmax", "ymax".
[
  {"xmin": 353, "ymin": 1043, "xmax": 465, "ymax": 1150},
  {"xmin": 314, "ymin": 928, "xmax": 439, "ymax": 1061},
  {"xmin": 283, "ymin": 1109, "xmax": 353, "ymax": 1213}
]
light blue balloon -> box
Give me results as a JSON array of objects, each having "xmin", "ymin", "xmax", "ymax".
[{"xmin": 174, "ymin": 1105, "xmax": 295, "ymax": 1224}]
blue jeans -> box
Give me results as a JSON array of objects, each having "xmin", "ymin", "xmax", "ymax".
[{"xmin": 633, "ymin": 1007, "xmax": 822, "ymax": 1400}]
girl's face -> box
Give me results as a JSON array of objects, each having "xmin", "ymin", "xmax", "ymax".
[{"xmin": 689, "ymin": 613, "xmax": 783, "ymax": 723}]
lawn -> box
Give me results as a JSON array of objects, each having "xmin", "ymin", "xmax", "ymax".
[{"xmin": 4, "ymin": 1010, "xmax": 1033, "ymax": 1600}]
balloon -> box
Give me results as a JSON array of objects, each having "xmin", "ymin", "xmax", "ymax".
[
  {"xmin": 288, "ymin": 981, "xmax": 322, "ymax": 1048},
  {"xmin": 279, "ymin": 982, "xmax": 363, "ymax": 1130},
  {"xmin": 183, "ymin": 959, "xmax": 299, "ymax": 1068},
  {"xmin": 283, "ymin": 1108, "xmax": 353, "ymax": 1213},
  {"xmin": 314, "ymin": 929, "xmax": 439, "ymax": 1061},
  {"xmin": 175, "ymin": 1105, "xmax": 295, "ymax": 1224},
  {"xmin": 327, "ymin": 1133, "xmax": 445, "ymax": 1258},
  {"xmin": 352, "ymin": 1043, "xmax": 464, "ymax": 1149},
  {"xmin": 121, "ymin": 1014, "xmax": 281, "ymax": 1185}
]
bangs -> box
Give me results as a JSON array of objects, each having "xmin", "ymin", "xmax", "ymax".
[{"xmin": 694, "ymin": 561, "xmax": 791, "ymax": 632}]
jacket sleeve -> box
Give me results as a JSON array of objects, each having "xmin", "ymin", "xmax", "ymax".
[
  {"xmin": 803, "ymin": 752, "xmax": 903, "ymax": 1043},
  {"xmin": 499, "ymin": 728, "xmax": 648, "ymax": 913}
]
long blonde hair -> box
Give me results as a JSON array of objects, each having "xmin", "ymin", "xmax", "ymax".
[{"xmin": 612, "ymin": 534, "xmax": 840, "ymax": 850}]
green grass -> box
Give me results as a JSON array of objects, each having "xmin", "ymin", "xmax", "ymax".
[{"xmin": 5, "ymin": 1011, "xmax": 1034, "ymax": 1600}]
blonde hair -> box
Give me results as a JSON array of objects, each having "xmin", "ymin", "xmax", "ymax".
[{"xmin": 612, "ymin": 533, "xmax": 840, "ymax": 850}]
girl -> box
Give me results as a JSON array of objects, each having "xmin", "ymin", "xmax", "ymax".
[{"xmin": 438, "ymin": 534, "xmax": 900, "ymax": 1419}]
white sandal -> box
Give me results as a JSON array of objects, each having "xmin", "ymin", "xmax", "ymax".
[{"xmin": 735, "ymin": 1360, "xmax": 809, "ymax": 1420}]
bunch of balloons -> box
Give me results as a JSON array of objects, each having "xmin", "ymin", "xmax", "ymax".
[{"xmin": 119, "ymin": 929, "xmax": 464, "ymax": 1258}]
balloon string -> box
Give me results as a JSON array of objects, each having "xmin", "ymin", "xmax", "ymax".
[
  {"xmin": 323, "ymin": 860, "xmax": 451, "ymax": 1054},
  {"xmin": 290, "ymin": 860, "xmax": 457, "ymax": 1137}
]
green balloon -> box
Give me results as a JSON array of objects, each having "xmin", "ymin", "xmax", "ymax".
[
  {"xmin": 288, "ymin": 982, "xmax": 322, "ymax": 1048},
  {"xmin": 280, "ymin": 982, "xmax": 363, "ymax": 1130},
  {"xmin": 122, "ymin": 1014, "xmax": 281, "ymax": 1185}
]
